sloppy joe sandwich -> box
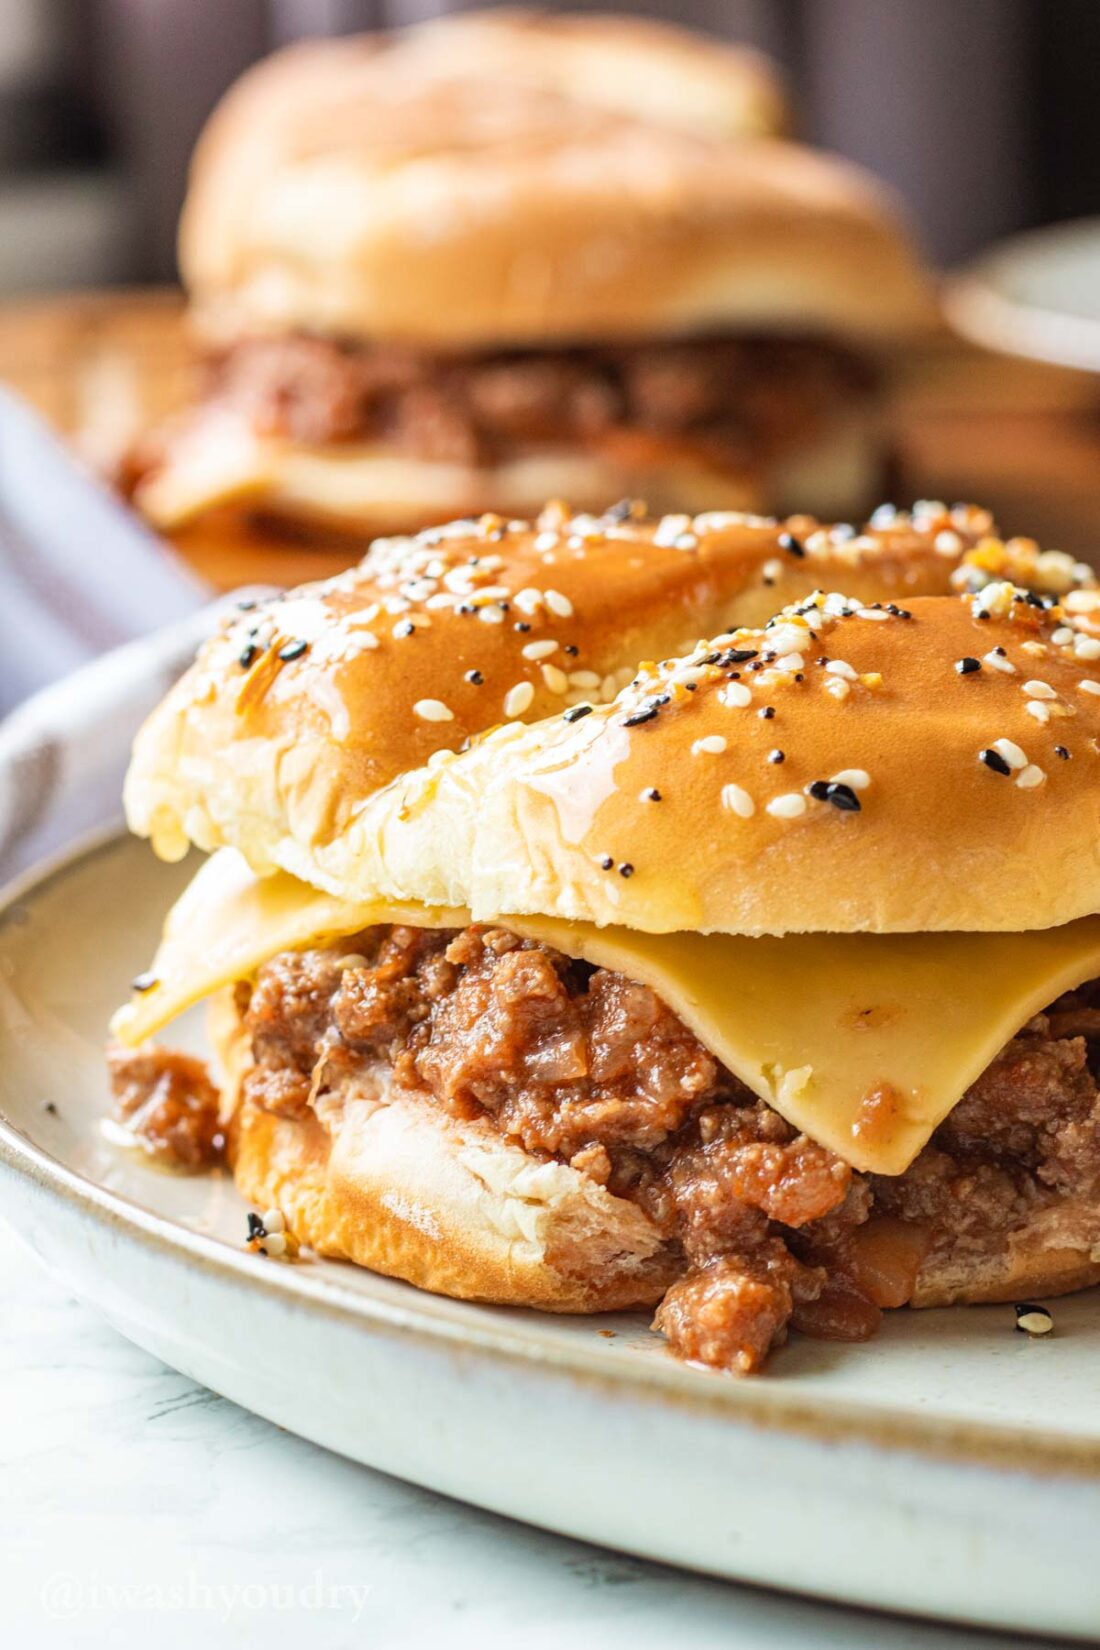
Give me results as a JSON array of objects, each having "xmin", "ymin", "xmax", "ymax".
[
  {"xmin": 110, "ymin": 503, "xmax": 1100, "ymax": 1373},
  {"xmin": 124, "ymin": 9, "xmax": 933, "ymax": 549}
]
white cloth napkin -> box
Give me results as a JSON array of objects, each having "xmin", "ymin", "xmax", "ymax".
[{"xmin": 0, "ymin": 390, "xmax": 264, "ymax": 883}]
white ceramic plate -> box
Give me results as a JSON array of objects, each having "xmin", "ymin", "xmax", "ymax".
[
  {"xmin": 2, "ymin": 830, "xmax": 1100, "ymax": 1639},
  {"xmin": 946, "ymin": 216, "xmax": 1100, "ymax": 373}
]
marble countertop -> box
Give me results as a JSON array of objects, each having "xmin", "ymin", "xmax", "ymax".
[{"xmin": 0, "ymin": 1222, "xmax": 1047, "ymax": 1650}]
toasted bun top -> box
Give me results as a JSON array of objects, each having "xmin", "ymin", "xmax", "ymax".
[
  {"xmin": 179, "ymin": 13, "xmax": 931, "ymax": 348},
  {"xmin": 124, "ymin": 501, "xmax": 1097, "ymax": 903},
  {"xmin": 220, "ymin": 581, "xmax": 1100, "ymax": 937}
]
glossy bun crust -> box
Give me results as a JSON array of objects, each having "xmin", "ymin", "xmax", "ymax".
[
  {"xmin": 301, "ymin": 583, "xmax": 1100, "ymax": 936},
  {"xmin": 179, "ymin": 16, "xmax": 929, "ymax": 348},
  {"xmin": 125, "ymin": 503, "xmax": 1099, "ymax": 937},
  {"xmin": 126, "ymin": 501, "xmax": 1035, "ymax": 864}
]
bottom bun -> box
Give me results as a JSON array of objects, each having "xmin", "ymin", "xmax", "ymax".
[
  {"xmin": 218, "ymin": 1004, "xmax": 1100, "ymax": 1323},
  {"xmin": 220, "ymin": 1010, "xmax": 675, "ymax": 1313},
  {"xmin": 135, "ymin": 403, "xmax": 882, "ymax": 541}
]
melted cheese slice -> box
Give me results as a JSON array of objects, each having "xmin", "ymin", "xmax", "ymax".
[{"xmin": 113, "ymin": 848, "xmax": 1100, "ymax": 1177}]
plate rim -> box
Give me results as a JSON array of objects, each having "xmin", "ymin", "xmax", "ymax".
[
  {"xmin": 4, "ymin": 826, "xmax": 1100, "ymax": 1480},
  {"xmin": 945, "ymin": 218, "xmax": 1100, "ymax": 374}
]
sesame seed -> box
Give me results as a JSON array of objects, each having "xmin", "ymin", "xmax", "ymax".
[
  {"xmin": 720, "ymin": 682, "xmax": 752, "ymax": 708},
  {"xmin": 1079, "ymin": 680, "xmax": 1100, "ymax": 696},
  {"xmin": 831, "ymin": 768, "xmax": 871, "ymax": 790},
  {"xmin": 692, "ymin": 735, "xmax": 728, "ymax": 755},
  {"xmin": 766, "ymin": 793, "xmax": 807, "ymax": 820},
  {"xmin": 504, "ymin": 682, "xmax": 535, "ymax": 718},
  {"xmin": 934, "ymin": 530, "xmax": 963, "ymax": 556},
  {"xmin": 992, "ymin": 737, "xmax": 1028, "ymax": 770},
  {"xmin": 247, "ymin": 1212, "xmax": 266, "ymax": 1241},
  {"xmin": 564, "ymin": 703, "xmax": 593, "ymax": 723},
  {"xmin": 1025, "ymin": 701, "xmax": 1051, "ymax": 723},
  {"xmin": 414, "ymin": 698, "xmax": 454, "ymax": 722},
  {"xmin": 618, "ymin": 863, "xmax": 635, "ymax": 878},
  {"xmin": 131, "ymin": 971, "xmax": 158, "ymax": 993},
  {"xmin": 856, "ymin": 607, "xmax": 891, "ymax": 621},
  {"xmin": 263, "ymin": 1232, "xmax": 288, "ymax": 1258},
  {"xmin": 778, "ymin": 532, "xmax": 806, "ymax": 559},
  {"xmin": 768, "ymin": 749, "xmax": 785, "ymax": 764},
  {"xmin": 1016, "ymin": 764, "xmax": 1046, "ymax": 789},
  {"xmin": 522, "ymin": 639, "xmax": 558, "ymax": 661},
  {"xmin": 465, "ymin": 669, "xmax": 484, "ymax": 685},
  {"xmin": 983, "ymin": 650, "xmax": 1017, "ymax": 675},
  {"xmin": 278, "ymin": 639, "xmax": 308, "ymax": 662},
  {"xmin": 514, "ymin": 587, "xmax": 544, "ymax": 615},
  {"xmin": 825, "ymin": 678, "xmax": 851, "ymax": 701},
  {"xmin": 759, "ymin": 706, "xmax": 776, "ymax": 720},
  {"xmin": 1075, "ymin": 635, "xmax": 1100, "ymax": 661},
  {"xmin": 1022, "ymin": 680, "xmax": 1056, "ymax": 699},
  {"xmin": 641, "ymin": 787, "xmax": 662, "ymax": 802},
  {"xmin": 544, "ymin": 589, "xmax": 573, "ymax": 618},
  {"xmin": 263, "ymin": 1209, "xmax": 286, "ymax": 1234},
  {"xmin": 955, "ymin": 656, "xmax": 981, "ymax": 675},
  {"xmin": 393, "ymin": 620, "xmax": 416, "ymax": 638},
  {"xmin": 979, "ymin": 748, "xmax": 1012, "ymax": 776},
  {"xmin": 599, "ymin": 855, "xmax": 614, "ymax": 870},
  {"xmin": 824, "ymin": 659, "xmax": 858, "ymax": 681},
  {"xmin": 1055, "ymin": 745, "xmax": 1070, "ymax": 759},
  {"xmin": 721, "ymin": 783, "xmax": 756, "ymax": 818},
  {"xmin": 1052, "ymin": 626, "xmax": 1074, "ymax": 645},
  {"xmin": 541, "ymin": 664, "xmax": 568, "ymax": 695},
  {"xmin": 477, "ymin": 604, "xmax": 505, "ymax": 625},
  {"xmin": 1014, "ymin": 1303, "xmax": 1053, "ymax": 1336},
  {"xmin": 568, "ymin": 670, "xmax": 601, "ymax": 689},
  {"xmin": 238, "ymin": 643, "xmax": 259, "ymax": 669}
]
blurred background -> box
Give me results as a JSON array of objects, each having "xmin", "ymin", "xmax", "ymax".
[{"xmin": 2, "ymin": 0, "xmax": 1099, "ymax": 293}]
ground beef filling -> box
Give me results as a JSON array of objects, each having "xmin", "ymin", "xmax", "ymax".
[
  {"xmin": 108, "ymin": 1044, "xmax": 224, "ymax": 1170},
  {"xmin": 237, "ymin": 925, "xmax": 1100, "ymax": 1372},
  {"xmin": 207, "ymin": 332, "xmax": 874, "ymax": 474}
]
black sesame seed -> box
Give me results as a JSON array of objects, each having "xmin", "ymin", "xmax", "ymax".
[
  {"xmin": 238, "ymin": 643, "xmax": 260, "ymax": 669},
  {"xmin": 759, "ymin": 706, "xmax": 776, "ymax": 720},
  {"xmin": 599, "ymin": 855, "xmax": 614, "ymax": 870},
  {"xmin": 768, "ymin": 749, "xmax": 785, "ymax": 764},
  {"xmin": 980, "ymin": 748, "xmax": 1012, "ymax": 776},
  {"xmin": 131, "ymin": 971, "xmax": 158, "ymax": 993},
  {"xmin": 618, "ymin": 863, "xmax": 634, "ymax": 878},
  {"xmin": 684, "ymin": 682, "xmax": 697, "ymax": 691},
  {"xmin": 1054, "ymin": 745, "xmax": 1070, "ymax": 760},
  {"xmin": 956, "ymin": 656, "xmax": 981, "ymax": 675},
  {"xmin": 976, "ymin": 611, "xmax": 991, "ymax": 620},
  {"xmin": 604, "ymin": 498, "xmax": 636, "ymax": 523},
  {"xmin": 247, "ymin": 1212, "xmax": 266, "ymax": 1241},
  {"xmin": 564, "ymin": 644, "xmax": 579, "ymax": 656},
  {"xmin": 43, "ymin": 1101, "xmax": 58, "ymax": 1115},
  {"xmin": 278, "ymin": 639, "xmax": 308, "ymax": 662},
  {"xmin": 465, "ymin": 669, "xmax": 484, "ymax": 685},
  {"xmin": 564, "ymin": 703, "xmax": 594, "ymax": 723},
  {"xmin": 992, "ymin": 646, "xmax": 1006, "ymax": 657},
  {"xmin": 824, "ymin": 782, "xmax": 861, "ymax": 812},
  {"xmin": 643, "ymin": 787, "xmax": 661, "ymax": 801},
  {"xmin": 236, "ymin": 597, "xmax": 258, "ymax": 612},
  {"xmin": 622, "ymin": 703, "xmax": 660, "ymax": 728},
  {"xmin": 394, "ymin": 620, "xmax": 415, "ymax": 638},
  {"xmin": 778, "ymin": 532, "xmax": 806, "ymax": 559},
  {"xmin": 807, "ymin": 780, "xmax": 831, "ymax": 801},
  {"xmin": 793, "ymin": 673, "xmax": 804, "ymax": 683},
  {"xmin": 723, "ymin": 648, "xmax": 758, "ymax": 664},
  {"xmin": 514, "ymin": 621, "xmax": 531, "ymax": 633}
]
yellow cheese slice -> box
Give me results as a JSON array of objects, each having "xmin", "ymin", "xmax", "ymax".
[{"xmin": 114, "ymin": 848, "xmax": 1100, "ymax": 1177}]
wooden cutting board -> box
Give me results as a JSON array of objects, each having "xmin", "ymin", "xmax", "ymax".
[{"xmin": 2, "ymin": 286, "xmax": 1099, "ymax": 590}]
